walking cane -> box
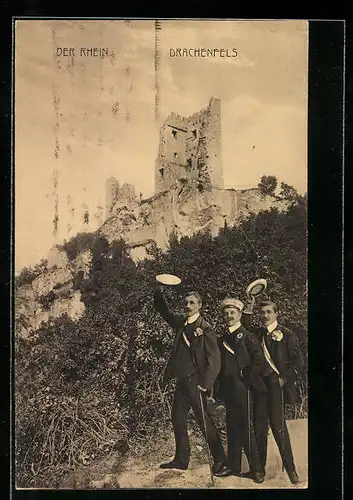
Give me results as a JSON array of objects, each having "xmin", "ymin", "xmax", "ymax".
[
  {"xmin": 247, "ymin": 388, "xmax": 252, "ymax": 471},
  {"xmin": 199, "ymin": 391, "xmax": 215, "ymax": 486}
]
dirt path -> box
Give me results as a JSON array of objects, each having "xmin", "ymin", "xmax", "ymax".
[{"xmin": 86, "ymin": 419, "xmax": 308, "ymax": 490}]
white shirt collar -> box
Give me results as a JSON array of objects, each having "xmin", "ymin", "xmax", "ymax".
[
  {"xmin": 185, "ymin": 312, "xmax": 200, "ymax": 325},
  {"xmin": 228, "ymin": 321, "xmax": 242, "ymax": 334},
  {"xmin": 267, "ymin": 320, "xmax": 278, "ymax": 333}
]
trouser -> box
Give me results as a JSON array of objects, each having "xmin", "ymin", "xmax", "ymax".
[
  {"xmin": 253, "ymin": 373, "xmax": 296, "ymax": 473},
  {"xmin": 223, "ymin": 378, "xmax": 262, "ymax": 473},
  {"xmin": 171, "ymin": 374, "xmax": 226, "ymax": 467}
]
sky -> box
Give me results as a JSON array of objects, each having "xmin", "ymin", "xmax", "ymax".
[{"xmin": 14, "ymin": 19, "xmax": 308, "ymax": 272}]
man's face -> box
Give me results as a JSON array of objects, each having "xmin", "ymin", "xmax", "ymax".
[
  {"xmin": 222, "ymin": 306, "xmax": 242, "ymax": 327},
  {"xmin": 260, "ymin": 305, "xmax": 278, "ymax": 327},
  {"xmin": 184, "ymin": 294, "xmax": 202, "ymax": 317}
]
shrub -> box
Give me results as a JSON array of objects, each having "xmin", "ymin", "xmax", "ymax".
[
  {"xmin": 58, "ymin": 232, "xmax": 104, "ymax": 262},
  {"xmin": 37, "ymin": 291, "xmax": 56, "ymax": 311},
  {"xmin": 258, "ymin": 175, "xmax": 278, "ymax": 196},
  {"xmin": 15, "ymin": 259, "xmax": 48, "ymax": 288}
]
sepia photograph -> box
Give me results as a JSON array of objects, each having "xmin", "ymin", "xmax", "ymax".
[{"xmin": 14, "ymin": 18, "xmax": 308, "ymax": 489}]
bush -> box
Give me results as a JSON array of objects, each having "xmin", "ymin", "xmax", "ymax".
[
  {"xmin": 58, "ymin": 232, "xmax": 104, "ymax": 262},
  {"xmin": 258, "ymin": 175, "xmax": 278, "ymax": 196},
  {"xmin": 15, "ymin": 205, "xmax": 307, "ymax": 486},
  {"xmin": 37, "ymin": 291, "xmax": 56, "ymax": 311},
  {"xmin": 15, "ymin": 259, "xmax": 48, "ymax": 288}
]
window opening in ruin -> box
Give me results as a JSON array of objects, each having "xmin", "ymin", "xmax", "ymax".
[
  {"xmin": 173, "ymin": 152, "xmax": 178, "ymax": 159},
  {"xmin": 172, "ymin": 129, "xmax": 177, "ymax": 138},
  {"xmin": 198, "ymin": 183, "xmax": 204, "ymax": 193},
  {"xmin": 192, "ymin": 130, "xmax": 197, "ymax": 139},
  {"xmin": 159, "ymin": 168, "xmax": 164, "ymax": 178}
]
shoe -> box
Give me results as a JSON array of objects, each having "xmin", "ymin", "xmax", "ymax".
[
  {"xmin": 212, "ymin": 462, "xmax": 228, "ymax": 475},
  {"xmin": 159, "ymin": 460, "xmax": 188, "ymax": 470},
  {"xmin": 251, "ymin": 472, "xmax": 265, "ymax": 483},
  {"xmin": 214, "ymin": 467, "xmax": 241, "ymax": 477},
  {"xmin": 287, "ymin": 470, "xmax": 300, "ymax": 484}
]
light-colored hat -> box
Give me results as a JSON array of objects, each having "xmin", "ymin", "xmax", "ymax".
[
  {"xmin": 155, "ymin": 273, "xmax": 181, "ymax": 285},
  {"xmin": 220, "ymin": 297, "xmax": 244, "ymax": 311},
  {"xmin": 246, "ymin": 278, "xmax": 267, "ymax": 297}
]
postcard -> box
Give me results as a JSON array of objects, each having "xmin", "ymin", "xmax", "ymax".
[{"xmin": 14, "ymin": 18, "xmax": 310, "ymax": 490}]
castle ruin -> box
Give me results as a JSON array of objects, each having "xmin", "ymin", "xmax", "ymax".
[
  {"xmin": 155, "ymin": 97, "xmax": 224, "ymax": 193},
  {"xmin": 102, "ymin": 97, "xmax": 289, "ymax": 261},
  {"xmin": 16, "ymin": 97, "xmax": 290, "ymax": 335}
]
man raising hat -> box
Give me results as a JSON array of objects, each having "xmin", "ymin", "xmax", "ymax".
[
  {"xmin": 242, "ymin": 296, "xmax": 304, "ymax": 484},
  {"xmin": 213, "ymin": 297, "xmax": 267, "ymax": 483},
  {"xmin": 153, "ymin": 285, "xmax": 227, "ymax": 475}
]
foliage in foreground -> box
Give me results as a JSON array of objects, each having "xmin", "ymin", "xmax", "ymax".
[{"xmin": 15, "ymin": 201, "xmax": 307, "ymax": 487}]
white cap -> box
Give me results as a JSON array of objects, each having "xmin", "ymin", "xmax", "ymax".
[{"xmin": 220, "ymin": 297, "xmax": 244, "ymax": 311}]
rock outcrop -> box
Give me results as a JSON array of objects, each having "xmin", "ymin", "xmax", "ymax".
[
  {"xmin": 16, "ymin": 247, "xmax": 92, "ymax": 338},
  {"xmin": 99, "ymin": 178, "xmax": 289, "ymax": 261}
]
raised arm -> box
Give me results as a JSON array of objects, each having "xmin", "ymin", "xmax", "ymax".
[
  {"xmin": 153, "ymin": 287, "xmax": 182, "ymax": 330},
  {"xmin": 241, "ymin": 295, "xmax": 259, "ymax": 334}
]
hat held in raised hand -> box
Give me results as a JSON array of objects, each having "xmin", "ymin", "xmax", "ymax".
[
  {"xmin": 220, "ymin": 297, "xmax": 244, "ymax": 311},
  {"xmin": 246, "ymin": 278, "xmax": 267, "ymax": 297}
]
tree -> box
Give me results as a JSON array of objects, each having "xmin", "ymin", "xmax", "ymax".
[
  {"xmin": 279, "ymin": 182, "xmax": 299, "ymax": 202},
  {"xmin": 258, "ymin": 175, "xmax": 278, "ymax": 196}
]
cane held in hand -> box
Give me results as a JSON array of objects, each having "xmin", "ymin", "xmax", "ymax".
[{"xmin": 199, "ymin": 390, "xmax": 215, "ymax": 486}]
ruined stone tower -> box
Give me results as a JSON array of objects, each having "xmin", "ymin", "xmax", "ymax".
[
  {"xmin": 106, "ymin": 177, "xmax": 119, "ymax": 217},
  {"xmin": 155, "ymin": 97, "xmax": 223, "ymax": 193},
  {"xmin": 105, "ymin": 176, "xmax": 138, "ymax": 219}
]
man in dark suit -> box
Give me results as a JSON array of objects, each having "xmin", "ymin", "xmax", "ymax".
[
  {"xmin": 214, "ymin": 297, "xmax": 267, "ymax": 483},
  {"xmin": 153, "ymin": 286, "xmax": 227, "ymax": 474},
  {"xmin": 242, "ymin": 297, "xmax": 304, "ymax": 484}
]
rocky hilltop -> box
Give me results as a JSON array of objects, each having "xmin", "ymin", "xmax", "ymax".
[
  {"xmin": 100, "ymin": 178, "xmax": 289, "ymax": 261},
  {"xmin": 15, "ymin": 96, "xmax": 290, "ymax": 337},
  {"xmin": 15, "ymin": 178, "xmax": 288, "ymax": 338}
]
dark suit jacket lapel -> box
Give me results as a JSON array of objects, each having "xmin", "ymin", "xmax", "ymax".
[
  {"xmin": 222, "ymin": 325, "xmax": 242, "ymax": 352},
  {"xmin": 173, "ymin": 315, "xmax": 202, "ymax": 356},
  {"xmin": 171, "ymin": 315, "xmax": 187, "ymax": 355},
  {"xmin": 231, "ymin": 325, "xmax": 243, "ymax": 350},
  {"xmin": 273, "ymin": 323, "xmax": 285, "ymax": 370},
  {"xmin": 189, "ymin": 315, "xmax": 203, "ymax": 354}
]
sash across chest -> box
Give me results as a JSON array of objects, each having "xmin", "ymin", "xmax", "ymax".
[{"xmin": 222, "ymin": 339, "xmax": 236, "ymax": 356}]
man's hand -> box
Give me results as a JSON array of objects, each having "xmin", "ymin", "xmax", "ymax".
[
  {"xmin": 154, "ymin": 282, "xmax": 164, "ymax": 293},
  {"xmin": 197, "ymin": 385, "xmax": 207, "ymax": 392},
  {"xmin": 279, "ymin": 377, "xmax": 286, "ymax": 388},
  {"xmin": 244, "ymin": 294, "xmax": 255, "ymax": 312}
]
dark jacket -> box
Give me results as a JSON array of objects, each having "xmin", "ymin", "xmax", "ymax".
[
  {"xmin": 153, "ymin": 289, "xmax": 221, "ymax": 391},
  {"xmin": 242, "ymin": 312, "xmax": 304, "ymax": 404},
  {"xmin": 215, "ymin": 325, "xmax": 268, "ymax": 400}
]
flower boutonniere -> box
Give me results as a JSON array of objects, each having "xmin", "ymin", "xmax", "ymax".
[
  {"xmin": 194, "ymin": 327, "xmax": 204, "ymax": 337},
  {"xmin": 237, "ymin": 332, "xmax": 243, "ymax": 339},
  {"xmin": 271, "ymin": 330, "xmax": 283, "ymax": 342}
]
